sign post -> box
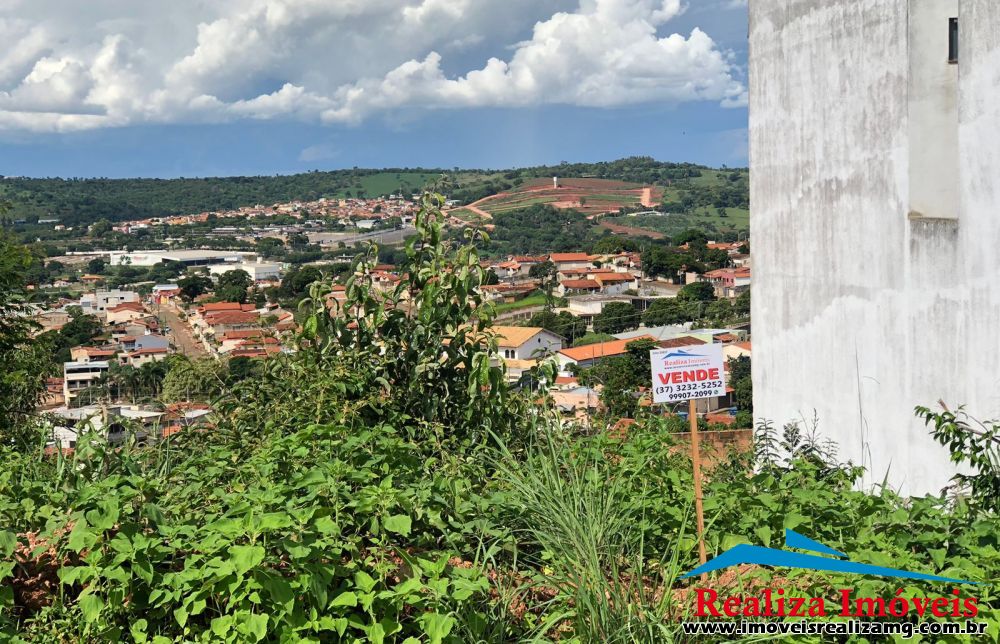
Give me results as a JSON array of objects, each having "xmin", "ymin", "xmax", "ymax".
[{"xmin": 651, "ymin": 343, "xmax": 726, "ymax": 581}]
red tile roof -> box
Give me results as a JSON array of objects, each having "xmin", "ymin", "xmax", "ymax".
[
  {"xmin": 560, "ymin": 279, "xmax": 601, "ymax": 290},
  {"xmin": 658, "ymin": 336, "xmax": 707, "ymax": 349},
  {"xmin": 595, "ymin": 274, "xmax": 635, "ymax": 284},
  {"xmin": 558, "ymin": 336, "xmax": 655, "ymax": 362},
  {"xmin": 549, "ymin": 253, "xmax": 593, "ymax": 262},
  {"xmin": 221, "ymin": 329, "xmax": 265, "ymax": 340},
  {"xmin": 205, "ymin": 311, "xmax": 259, "ymax": 325},
  {"xmin": 108, "ymin": 302, "xmax": 144, "ymax": 313}
]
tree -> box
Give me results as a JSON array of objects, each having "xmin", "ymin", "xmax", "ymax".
[
  {"xmin": 46, "ymin": 307, "xmax": 105, "ymax": 362},
  {"xmin": 279, "ymin": 265, "xmax": 322, "ymax": 301},
  {"xmin": 578, "ymin": 339, "xmax": 657, "ymax": 419},
  {"xmin": 593, "ymin": 302, "xmax": 640, "ymax": 335},
  {"xmin": 216, "ymin": 269, "xmax": 253, "ymax": 303},
  {"xmin": 161, "ymin": 356, "xmax": 227, "ymax": 402},
  {"xmin": 641, "ymin": 298, "xmax": 694, "ymax": 326},
  {"xmin": 528, "ymin": 260, "xmax": 556, "ymax": 280},
  {"xmin": 527, "ymin": 310, "xmax": 586, "ymax": 343},
  {"xmin": 227, "ymin": 356, "xmax": 260, "ymax": 384},
  {"xmin": 89, "ymin": 219, "xmax": 112, "ymax": 237},
  {"xmin": 0, "ymin": 229, "xmax": 50, "ymax": 448},
  {"xmin": 591, "ymin": 236, "xmax": 641, "ymax": 255},
  {"xmin": 178, "ymin": 274, "xmax": 213, "ymax": 301},
  {"xmin": 703, "ymin": 299, "xmax": 733, "ymax": 325},
  {"xmin": 571, "ymin": 332, "xmax": 616, "ymax": 347},
  {"xmin": 729, "ymin": 356, "xmax": 752, "ymax": 413},
  {"xmin": 87, "ymin": 257, "xmax": 106, "ymax": 274},
  {"xmin": 287, "ymin": 233, "xmax": 310, "ymax": 251},
  {"xmin": 256, "ymin": 237, "xmax": 285, "ymax": 259},
  {"xmin": 677, "ymin": 281, "xmax": 716, "ymax": 302},
  {"xmin": 733, "ymin": 289, "xmax": 750, "ymax": 316}
]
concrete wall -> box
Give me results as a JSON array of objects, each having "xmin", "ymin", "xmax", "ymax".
[
  {"xmin": 750, "ymin": 0, "xmax": 1000, "ymax": 495},
  {"xmin": 909, "ymin": 0, "xmax": 960, "ymax": 220}
]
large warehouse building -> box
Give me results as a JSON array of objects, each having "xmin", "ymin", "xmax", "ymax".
[
  {"xmin": 108, "ymin": 250, "xmax": 255, "ymax": 267},
  {"xmin": 749, "ymin": 0, "xmax": 1000, "ymax": 495}
]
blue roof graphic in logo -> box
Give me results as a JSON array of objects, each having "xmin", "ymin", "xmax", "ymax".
[
  {"xmin": 663, "ymin": 349, "xmax": 702, "ymax": 359},
  {"xmin": 682, "ymin": 529, "xmax": 978, "ymax": 585}
]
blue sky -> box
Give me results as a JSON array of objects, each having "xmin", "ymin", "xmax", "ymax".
[{"xmin": 0, "ymin": 0, "xmax": 748, "ymax": 178}]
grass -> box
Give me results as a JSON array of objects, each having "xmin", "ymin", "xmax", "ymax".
[
  {"xmin": 607, "ymin": 207, "xmax": 749, "ymax": 237},
  {"xmin": 491, "ymin": 293, "xmax": 548, "ymax": 313},
  {"xmin": 495, "ymin": 428, "xmax": 689, "ymax": 642},
  {"xmin": 448, "ymin": 208, "xmax": 488, "ymax": 223}
]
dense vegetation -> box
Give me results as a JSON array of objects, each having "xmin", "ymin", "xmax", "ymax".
[
  {"xmin": 0, "ymin": 157, "xmax": 744, "ymax": 231},
  {"xmin": 1, "ymin": 198, "xmax": 997, "ymax": 642},
  {"xmin": 0, "ymin": 170, "xmax": 449, "ymax": 227}
]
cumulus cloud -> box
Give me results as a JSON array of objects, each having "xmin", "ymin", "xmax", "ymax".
[{"xmin": 0, "ymin": 0, "xmax": 745, "ymax": 132}]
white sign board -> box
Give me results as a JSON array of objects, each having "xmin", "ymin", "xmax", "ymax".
[{"xmin": 650, "ymin": 343, "xmax": 726, "ymax": 404}]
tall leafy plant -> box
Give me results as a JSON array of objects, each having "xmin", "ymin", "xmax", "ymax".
[{"xmin": 297, "ymin": 193, "xmax": 519, "ymax": 442}]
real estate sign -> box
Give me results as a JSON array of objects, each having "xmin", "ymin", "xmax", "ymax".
[{"xmin": 651, "ymin": 344, "xmax": 726, "ymax": 403}]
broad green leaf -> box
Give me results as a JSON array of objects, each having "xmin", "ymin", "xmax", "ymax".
[
  {"xmin": 67, "ymin": 520, "xmax": 93, "ymax": 553},
  {"xmin": 262, "ymin": 576, "xmax": 294, "ymax": 609},
  {"xmin": 230, "ymin": 545, "xmax": 265, "ymax": 575},
  {"xmin": 419, "ymin": 612, "xmax": 455, "ymax": 644},
  {"xmin": 130, "ymin": 619, "xmax": 149, "ymax": 643},
  {"xmin": 211, "ymin": 615, "xmax": 233, "ymax": 637},
  {"xmin": 0, "ymin": 531, "xmax": 15, "ymax": 557},
  {"xmin": 246, "ymin": 613, "xmax": 268, "ymax": 642},
  {"xmin": 173, "ymin": 605, "xmax": 188, "ymax": 627},
  {"xmin": 80, "ymin": 592, "xmax": 103, "ymax": 623},
  {"xmin": 314, "ymin": 516, "xmax": 339, "ymax": 534},
  {"xmin": 330, "ymin": 591, "xmax": 357, "ymax": 608},
  {"xmin": 354, "ymin": 571, "xmax": 376, "ymax": 592},
  {"xmin": 383, "ymin": 514, "xmax": 411, "ymax": 536},
  {"xmin": 783, "ymin": 513, "xmax": 807, "ymax": 531}
]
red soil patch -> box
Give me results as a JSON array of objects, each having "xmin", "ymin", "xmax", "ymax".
[{"xmin": 599, "ymin": 220, "xmax": 665, "ymax": 239}]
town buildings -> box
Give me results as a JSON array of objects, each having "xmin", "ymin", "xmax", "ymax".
[{"xmin": 750, "ymin": 0, "xmax": 1000, "ymax": 494}]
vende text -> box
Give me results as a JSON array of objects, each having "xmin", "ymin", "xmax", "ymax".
[{"xmin": 657, "ymin": 368, "xmax": 721, "ymax": 385}]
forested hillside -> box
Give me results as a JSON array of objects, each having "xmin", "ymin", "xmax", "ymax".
[{"xmin": 0, "ymin": 157, "xmax": 745, "ymax": 228}]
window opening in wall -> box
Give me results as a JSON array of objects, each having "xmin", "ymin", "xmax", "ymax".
[{"xmin": 948, "ymin": 17, "xmax": 958, "ymax": 63}]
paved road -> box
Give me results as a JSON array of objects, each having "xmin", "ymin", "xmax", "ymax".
[
  {"xmin": 159, "ymin": 304, "xmax": 207, "ymax": 357},
  {"xmin": 314, "ymin": 226, "xmax": 416, "ymax": 248}
]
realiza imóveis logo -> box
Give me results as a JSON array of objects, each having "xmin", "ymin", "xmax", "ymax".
[{"xmin": 682, "ymin": 529, "xmax": 978, "ymax": 585}]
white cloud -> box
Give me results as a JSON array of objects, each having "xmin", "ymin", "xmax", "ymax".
[{"xmin": 0, "ymin": 0, "xmax": 745, "ymax": 132}]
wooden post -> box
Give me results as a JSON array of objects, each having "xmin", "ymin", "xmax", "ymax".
[{"xmin": 689, "ymin": 398, "xmax": 708, "ymax": 582}]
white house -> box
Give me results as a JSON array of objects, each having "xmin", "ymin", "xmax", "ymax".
[
  {"xmin": 63, "ymin": 360, "xmax": 110, "ymax": 402},
  {"xmin": 80, "ymin": 290, "xmax": 139, "ymax": 315},
  {"xmin": 493, "ymin": 326, "xmax": 564, "ymax": 361}
]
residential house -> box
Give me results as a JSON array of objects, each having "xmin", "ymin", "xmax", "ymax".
[
  {"xmin": 494, "ymin": 326, "xmax": 564, "ymax": 361},
  {"xmin": 106, "ymin": 301, "xmax": 148, "ymax": 324},
  {"xmin": 478, "ymin": 282, "xmax": 538, "ymax": 303},
  {"xmin": 63, "ymin": 359, "xmax": 111, "ymax": 402},
  {"xmin": 699, "ymin": 268, "xmax": 751, "ymax": 299},
  {"xmin": 70, "ymin": 346, "xmax": 118, "ymax": 362},
  {"xmin": 80, "ymin": 289, "xmax": 139, "ymax": 315},
  {"xmin": 556, "ymin": 335, "xmax": 655, "ymax": 373},
  {"xmin": 557, "ymin": 279, "xmax": 602, "ymax": 296},
  {"xmin": 548, "ymin": 253, "xmax": 594, "ymax": 271},
  {"xmin": 723, "ymin": 341, "xmax": 752, "ymax": 361},
  {"xmin": 123, "ymin": 347, "xmax": 172, "ymax": 368},
  {"xmin": 33, "ymin": 309, "xmax": 70, "ymax": 333},
  {"xmin": 202, "ymin": 310, "xmax": 260, "ymax": 338},
  {"xmin": 151, "ymin": 284, "xmax": 181, "ymax": 304},
  {"xmin": 118, "ymin": 334, "xmax": 170, "ymax": 353}
]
